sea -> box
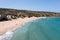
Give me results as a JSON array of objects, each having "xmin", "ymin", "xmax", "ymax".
[{"xmin": 0, "ymin": 18, "xmax": 60, "ymax": 40}]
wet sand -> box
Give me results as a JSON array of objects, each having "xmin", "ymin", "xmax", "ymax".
[{"xmin": 0, "ymin": 17, "xmax": 46, "ymax": 35}]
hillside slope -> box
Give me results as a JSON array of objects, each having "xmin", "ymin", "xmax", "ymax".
[{"xmin": 0, "ymin": 8, "xmax": 60, "ymax": 21}]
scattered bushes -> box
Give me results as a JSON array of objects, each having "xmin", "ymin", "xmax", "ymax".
[{"xmin": 0, "ymin": 8, "xmax": 60, "ymax": 21}]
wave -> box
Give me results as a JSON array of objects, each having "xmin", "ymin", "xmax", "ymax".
[{"xmin": 0, "ymin": 31, "xmax": 14, "ymax": 40}]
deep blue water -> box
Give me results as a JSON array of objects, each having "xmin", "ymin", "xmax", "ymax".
[{"xmin": 11, "ymin": 18, "xmax": 60, "ymax": 40}]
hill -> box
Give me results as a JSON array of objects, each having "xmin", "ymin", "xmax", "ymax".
[{"xmin": 0, "ymin": 8, "xmax": 60, "ymax": 21}]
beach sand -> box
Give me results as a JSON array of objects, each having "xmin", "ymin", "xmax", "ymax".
[{"xmin": 0, "ymin": 17, "xmax": 46, "ymax": 35}]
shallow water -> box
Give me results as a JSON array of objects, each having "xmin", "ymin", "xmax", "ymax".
[{"xmin": 11, "ymin": 18, "xmax": 60, "ymax": 40}]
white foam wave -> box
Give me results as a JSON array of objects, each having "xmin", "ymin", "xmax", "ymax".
[{"xmin": 0, "ymin": 31, "xmax": 14, "ymax": 40}]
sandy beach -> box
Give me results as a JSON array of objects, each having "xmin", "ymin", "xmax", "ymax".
[{"xmin": 0, "ymin": 17, "xmax": 46, "ymax": 35}]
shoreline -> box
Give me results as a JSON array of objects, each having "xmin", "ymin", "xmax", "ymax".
[
  {"xmin": 0, "ymin": 17, "xmax": 46, "ymax": 35},
  {"xmin": 12, "ymin": 17, "xmax": 46, "ymax": 32}
]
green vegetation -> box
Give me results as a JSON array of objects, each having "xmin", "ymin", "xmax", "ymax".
[{"xmin": 0, "ymin": 8, "xmax": 60, "ymax": 21}]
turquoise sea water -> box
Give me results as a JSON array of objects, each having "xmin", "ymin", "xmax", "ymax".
[{"xmin": 11, "ymin": 18, "xmax": 60, "ymax": 40}]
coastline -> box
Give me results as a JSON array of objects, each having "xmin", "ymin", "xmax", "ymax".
[{"xmin": 0, "ymin": 17, "xmax": 46, "ymax": 35}]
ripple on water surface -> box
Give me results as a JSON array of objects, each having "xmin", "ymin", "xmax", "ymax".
[{"xmin": 11, "ymin": 18, "xmax": 60, "ymax": 40}]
